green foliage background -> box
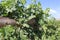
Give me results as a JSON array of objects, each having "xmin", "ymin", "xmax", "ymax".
[{"xmin": 0, "ymin": 0, "xmax": 60, "ymax": 40}]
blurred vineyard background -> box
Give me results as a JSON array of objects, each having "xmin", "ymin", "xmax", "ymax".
[{"xmin": 0, "ymin": 0, "xmax": 60, "ymax": 40}]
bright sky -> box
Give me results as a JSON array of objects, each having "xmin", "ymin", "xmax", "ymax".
[
  {"xmin": 26, "ymin": 0, "xmax": 60, "ymax": 19},
  {"xmin": 39, "ymin": 0, "xmax": 60, "ymax": 20}
]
